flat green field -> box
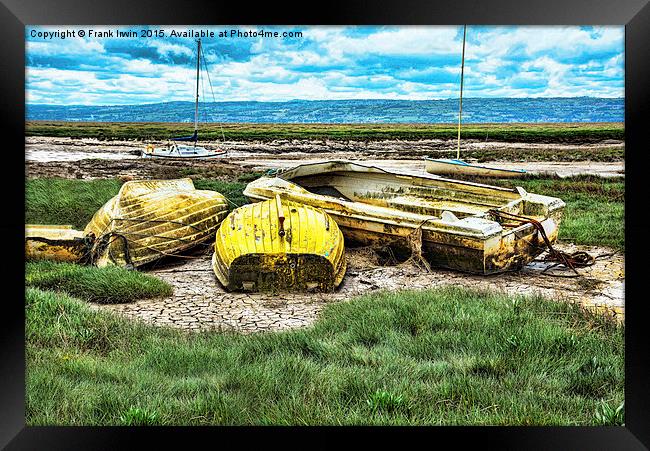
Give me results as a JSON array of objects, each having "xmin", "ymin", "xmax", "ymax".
[
  {"xmin": 26, "ymin": 284, "xmax": 623, "ymax": 425},
  {"xmin": 26, "ymin": 121, "xmax": 624, "ymax": 144}
]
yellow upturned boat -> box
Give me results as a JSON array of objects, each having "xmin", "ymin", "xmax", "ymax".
[
  {"xmin": 212, "ymin": 195, "xmax": 346, "ymax": 291},
  {"xmin": 243, "ymin": 160, "xmax": 565, "ymax": 275},
  {"xmin": 26, "ymin": 178, "xmax": 228, "ymax": 268},
  {"xmin": 85, "ymin": 178, "xmax": 228, "ymax": 267}
]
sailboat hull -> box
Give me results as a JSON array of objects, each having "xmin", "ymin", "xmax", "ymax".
[
  {"xmin": 425, "ymin": 158, "xmax": 527, "ymax": 178},
  {"xmin": 142, "ymin": 145, "xmax": 226, "ymax": 159}
]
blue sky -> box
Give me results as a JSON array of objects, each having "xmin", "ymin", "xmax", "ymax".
[{"xmin": 26, "ymin": 25, "xmax": 624, "ymax": 105}]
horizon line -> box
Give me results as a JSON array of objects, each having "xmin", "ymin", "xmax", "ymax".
[{"xmin": 27, "ymin": 96, "xmax": 625, "ymax": 108}]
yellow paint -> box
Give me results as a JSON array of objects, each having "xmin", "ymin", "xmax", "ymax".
[
  {"xmin": 25, "ymin": 224, "xmax": 87, "ymax": 262},
  {"xmin": 83, "ymin": 178, "xmax": 228, "ymax": 268},
  {"xmin": 213, "ymin": 197, "xmax": 346, "ymax": 291}
]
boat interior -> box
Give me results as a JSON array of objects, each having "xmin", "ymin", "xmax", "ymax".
[{"xmin": 285, "ymin": 169, "xmax": 535, "ymax": 226}]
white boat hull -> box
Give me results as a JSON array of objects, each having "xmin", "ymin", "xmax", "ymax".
[
  {"xmin": 425, "ymin": 158, "xmax": 526, "ymax": 178},
  {"xmin": 142, "ymin": 143, "xmax": 226, "ymax": 160},
  {"xmin": 243, "ymin": 160, "xmax": 564, "ymax": 275}
]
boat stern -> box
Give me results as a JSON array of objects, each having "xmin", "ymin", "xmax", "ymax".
[{"xmin": 214, "ymin": 252, "xmax": 344, "ymax": 292}]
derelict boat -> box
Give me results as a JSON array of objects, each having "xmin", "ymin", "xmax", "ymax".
[
  {"xmin": 26, "ymin": 178, "xmax": 228, "ymax": 268},
  {"xmin": 424, "ymin": 158, "xmax": 527, "ymax": 178},
  {"xmin": 212, "ymin": 195, "xmax": 346, "ymax": 291},
  {"xmin": 243, "ymin": 161, "xmax": 565, "ymax": 275}
]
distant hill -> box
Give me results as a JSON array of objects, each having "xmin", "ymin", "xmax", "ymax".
[{"xmin": 26, "ymin": 98, "xmax": 624, "ymax": 123}]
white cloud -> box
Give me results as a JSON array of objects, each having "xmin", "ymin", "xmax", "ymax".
[
  {"xmin": 319, "ymin": 26, "xmax": 460, "ymax": 58},
  {"xmin": 25, "ymin": 25, "xmax": 624, "ymax": 104}
]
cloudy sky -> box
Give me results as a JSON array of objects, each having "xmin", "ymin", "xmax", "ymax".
[{"xmin": 26, "ymin": 25, "xmax": 624, "ymax": 105}]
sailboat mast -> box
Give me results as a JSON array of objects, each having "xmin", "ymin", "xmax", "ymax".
[
  {"xmin": 457, "ymin": 25, "xmax": 466, "ymax": 160},
  {"xmin": 194, "ymin": 39, "xmax": 201, "ymax": 142}
]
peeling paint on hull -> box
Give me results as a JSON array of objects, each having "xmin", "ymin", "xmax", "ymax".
[{"xmin": 244, "ymin": 160, "xmax": 565, "ymax": 275}]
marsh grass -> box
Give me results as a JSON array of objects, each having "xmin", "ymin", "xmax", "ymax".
[
  {"xmin": 26, "ymin": 286, "xmax": 623, "ymax": 426},
  {"xmin": 26, "ymin": 261, "xmax": 172, "ymax": 304},
  {"xmin": 26, "ymin": 121, "xmax": 624, "ymax": 145},
  {"xmin": 25, "ymin": 178, "xmax": 122, "ymax": 229},
  {"xmin": 193, "ymin": 178, "xmax": 249, "ymax": 210}
]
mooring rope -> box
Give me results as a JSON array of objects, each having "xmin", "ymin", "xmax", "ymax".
[{"xmin": 487, "ymin": 209, "xmax": 595, "ymax": 277}]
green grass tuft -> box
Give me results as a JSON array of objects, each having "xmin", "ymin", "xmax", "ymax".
[
  {"xmin": 594, "ymin": 400, "xmax": 625, "ymax": 426},
  {"xmin": 119, "ymin": 407, "xmax": 160, "ymax": 426},
  {"xmin": 25, "ymin": 178, "xmax": 122, "ymax": 229},
  {"xmin": 26, "ymin": 261, "xmax": 172, "ymax": 304},
  {"xmin": 26, "ymin": 286, "xmax": 624, "ymax": 425},
  {"xmin": 366, "ymin": 390, "xmax": 406, "ymax": 414}
]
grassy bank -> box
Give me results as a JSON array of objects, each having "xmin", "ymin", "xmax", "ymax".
[
  {"xmin": 26, "ymin": 121, "xmax": 624, "ymax": 144},
  {"xmin": 26, "ymin": 261, "xmax": 172, "ymax": 304},
  {"xmin": 25, "ymin": 175, "xmax": 624, "ymax": 250},
  {"xmin": 26, "ymin": 285, "xmax": 624, "ymax": 426}
]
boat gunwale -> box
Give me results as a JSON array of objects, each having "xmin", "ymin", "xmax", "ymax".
[{"xmin": 274, "ymin": 160, "xmax": 520, "ymax": 194}]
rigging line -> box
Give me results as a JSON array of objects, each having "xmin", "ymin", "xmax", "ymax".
[
  {"xmin": 200, "ymin": 60, "xmax": 207, "ymax": 125},
  {"xmin": 200, "ymin": 44, "xmax": 226, "ymax": 143},
  {"xmin": 457, "ymin": 24, "xmax": 467, "ymax": 160}
]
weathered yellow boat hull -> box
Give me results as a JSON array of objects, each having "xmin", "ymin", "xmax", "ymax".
[
  {"xmin": 243, "ymin": 161, "xmax": 565, "ymax": 275},
  {"xmin": 213, "ymin": 196, "xmax": 346, "ymax": 291},
  {"xmin": 25, "ymin": 224, "xmax": 88, "ymax": 263},
  {"xmin": 84, "ymin": 178, "xmax": 228, "ymax": 268}
]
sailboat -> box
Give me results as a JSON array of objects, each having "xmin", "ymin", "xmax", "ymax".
[
  {"xmin": 425, "ymin": 26, "xmax": 526, "ymax": 178},
  {"xmin": 142, "ymin": 39, "xmax": 226, "ymax": 159}
]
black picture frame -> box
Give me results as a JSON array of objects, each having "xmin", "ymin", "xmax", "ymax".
[{"xmin": 3, "ymin": 0, "xmax": 648, "ymax": 448}]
